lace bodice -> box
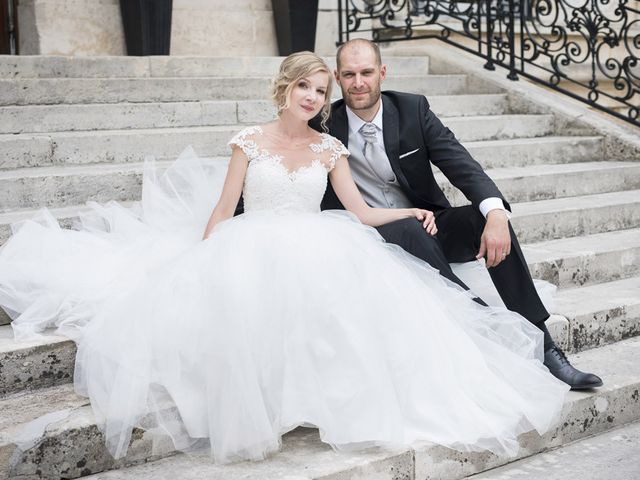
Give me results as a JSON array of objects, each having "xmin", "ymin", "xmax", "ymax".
[{"xmin": 229, "ymin": 126, "xmax": 349, "ymax": 214}]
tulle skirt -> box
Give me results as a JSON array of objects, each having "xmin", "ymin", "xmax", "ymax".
[{"xmin": 0, "ymin": 148, "xmax": 569, "ymax": 463}]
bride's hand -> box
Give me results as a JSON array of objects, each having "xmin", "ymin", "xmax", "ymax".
[{"xmin": 410, "ymin": 209, "xmax": 437, "ymax": 236}]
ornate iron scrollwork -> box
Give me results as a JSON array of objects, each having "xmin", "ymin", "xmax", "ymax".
[{"xmin": 336, "ymin": 0, "xmax": 640, "ymax": 126}]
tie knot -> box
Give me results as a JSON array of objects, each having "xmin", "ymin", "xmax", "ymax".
[{"xmin": 359, "ymin": 123, "xmax": 377, "ymax": 143}]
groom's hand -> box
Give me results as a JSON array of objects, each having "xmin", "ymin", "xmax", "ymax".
[{"xmin": 476, "ymin": 209, "xmax": 511, "ymax": 268}]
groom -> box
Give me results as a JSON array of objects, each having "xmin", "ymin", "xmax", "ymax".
[{"xmin": 318, "ymin": 38, "xmax": 602, "ymax": 390}]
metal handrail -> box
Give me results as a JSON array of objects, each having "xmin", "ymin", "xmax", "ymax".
[{"xmin": 337, "ymin": 0, "xmax": 640, "ymax": 127}]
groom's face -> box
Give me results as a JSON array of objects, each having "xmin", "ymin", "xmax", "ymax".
[{"xmin": 335, "ymin": 45, "xmax": 386, "ymax": 113}]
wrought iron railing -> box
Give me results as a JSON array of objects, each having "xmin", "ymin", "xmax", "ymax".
[{"xmin": 337, "ymin": 0, "xmax": 640, "ymax": 127}]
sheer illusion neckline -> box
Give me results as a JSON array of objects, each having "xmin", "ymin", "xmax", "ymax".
[{"xmin": 254, "ymin": 127, "xmax": 328, "ymax": 176}]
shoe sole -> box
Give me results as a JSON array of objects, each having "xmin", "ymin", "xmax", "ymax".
[{"xmin": 569, "ymin": 380, "xmax": 604, "ymax": 391}]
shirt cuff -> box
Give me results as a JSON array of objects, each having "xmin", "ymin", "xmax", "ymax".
[{"xmin": 479, "ymin": 197, "xmax": 511, "ymax": 219}]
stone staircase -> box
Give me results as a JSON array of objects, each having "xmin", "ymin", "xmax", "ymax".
[{"xmin": 0, "ymin": 54, "xmax": 639, "ymax": 479}]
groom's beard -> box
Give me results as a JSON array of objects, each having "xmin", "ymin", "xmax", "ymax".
[{"xmin": 341, "ymin": 85, "xmax": 381, "ymax": 112}]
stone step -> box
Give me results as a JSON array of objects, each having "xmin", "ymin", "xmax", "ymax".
[
  {"xmin": 0, "ymin": 134, "xmax": 604, "ymax": 172},
  {"xmin": 4, "ymin": 268, "xmax": 636, "ymax": 396},
  {"xmin": 465, "ymin": 136, "xmax": 605, "ymax": 169},
  {"xmin": 0, "ymin": 56, "xmax": 431, "ymax": 79},
  {"xmin": 2, "ymin": 262, "xmax": 638, "ymax": 396},
  {"xmin": 0, "ymin": 204, "xmax": 86, "ymax": 255},
  {"xmin": 554, "ymin": 276, "xmax": 640, "ymax": 354},
  {"xmin": 0, "ymin": 115, "xmax": 553, "ymax": 171},
  {"xmin": 1, "ymin": 337, "xmax": 638, "ymax": 480},
  {"xmin": 0, "ymin": 167, "xmax": 636, "ymax": 236},
  {"xmin": 511, "ymin": 190, "xmax": 640, "ymax": 243},
  {"xmin": 0, "ymin": 171, "xmax": 638, "ymax": 252},
  {"xmin": 0, "ymin": 94, "xmax": 510, "ymax": 135},
  {"xmin": 440, "ymin": 114, "xmax": 554, "ymax": 142},
  {"xmin": 0, "ymin": 327, "xmax": 75, "ymax": 397},
  {"xmin": 523, "ymin": 228, "xmax": 640, "ymax": 289},
  {"xmin": 0, "ymin": 162, "xmax": 157, "ymax": 212},
  {"xmin": 0, "ymin": 74, "xmax": 476, "ymax": 106},
  {"xmin": 441, "ymin": 161, "xmax": 640, "ymax": 205},
  {"xmin": 468, "ymin": 420, "xmax": 640, "ymax": 480},
  {"xmin": 2, "ymin": 157, "xmax": 631, "ymax": 214}
]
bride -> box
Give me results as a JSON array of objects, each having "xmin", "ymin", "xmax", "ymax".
[{"xmin": 0, "ymin": 52, "xmax": 569, "ymax": 464}]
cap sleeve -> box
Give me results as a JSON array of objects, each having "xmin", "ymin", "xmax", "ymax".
[
  {"xmin": 318, "ymin": 134, "xmax": 349, "ymax": 172},
  {"xmin": 228, "ymin": 126, "xmax": 263, "ymax": 162}
]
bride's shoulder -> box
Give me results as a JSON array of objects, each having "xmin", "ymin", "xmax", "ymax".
[
  {"xmin": 228, "ymin": 125, "xmax": 264, "ymax": 147},
  {"xmin": 227, "ymin": 125, "xmax": 268, "ymax": 162},
  {"xmin": 311, "ymin": 133, "xmax": 349, "ymax": 170}
]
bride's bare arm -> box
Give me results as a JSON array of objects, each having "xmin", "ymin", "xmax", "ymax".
[
  {"xmin": 202, "ymin": 148, "xmax": 249, "ymax": 239},
  {"xmin": 329, "ymin": 156, "xmax": 437, "ymax": 234}
]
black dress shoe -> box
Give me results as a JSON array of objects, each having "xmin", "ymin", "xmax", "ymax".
[{"xmin": 544, "ymin": 344, "xmax": 603, "ymax": 390}]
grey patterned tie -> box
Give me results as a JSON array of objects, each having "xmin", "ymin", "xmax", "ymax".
[{"xmin": 359, "ymin": 122, "xmax": 395, "ymax": 183}]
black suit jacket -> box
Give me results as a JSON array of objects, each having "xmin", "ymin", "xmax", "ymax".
[{"xmin": 317, "ymin": 91, "xmax": 509, "ymax": 213}]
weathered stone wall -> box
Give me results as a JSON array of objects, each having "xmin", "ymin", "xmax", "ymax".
[
  {"xmin": 18, "ymin": 0, "xmax": 126, "ymax": 55},
  {"xmin": 16, "ymin": 0, "xmax": 279, "ymax": 56},
  {"xmin": 170, "ymin": 0, "xmax": 277, "ymax": 56},
  {"xmin": 14, "ymin": 0, "xmax": 350, "ymax": 57}
]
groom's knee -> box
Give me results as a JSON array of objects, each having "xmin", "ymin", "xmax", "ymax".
[{"xmin": 381, "ymin": 218, "xmax": 445, "ymax": 260}]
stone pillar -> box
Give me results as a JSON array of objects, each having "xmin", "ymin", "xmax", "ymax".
[
  {"xmin": 17, "ymin": 0, "xmax": 126, "ymax": 55},
  {"xmin": 170, "ymin": 0, "xmax": 277, "ymax": 56},
  {"xmin": 16, "ymin": 0, "xmax": 278, "ymax": 56},
  {"xmin": 315, "ymin": 0, "xmax": 339, "ymax": 56}
]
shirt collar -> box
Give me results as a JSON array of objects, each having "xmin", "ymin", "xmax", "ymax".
[{"xmin": 346, "ymin": 100, "xmax": 383, "ymax": 136}]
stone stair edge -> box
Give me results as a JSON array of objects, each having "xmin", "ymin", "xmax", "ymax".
[
  {"xmin": 0, "ymin": 188, "xmax": 638, "ymax": 234},
  {"xmin": 523, "ymin": 228, "xmax": 640, "ymax": 289},
  {"xmin": 0, "ymin": 73, "xmax": 454, "ymax": 83},
  {"xmin": 1, "ymin": 336, "xmax": 639, "ymax": 480},
  {"xmin": 0, "ymin": 112, "xmax": 554, "ymax": 136},
  {"xmin": 0, "ymin": 135, "xmax": 606, "ymax": 172},
  {"xmin": 3, "ymin": 158, "xmax": 638, "ymax": 218},
  {"xmin": 512, "ymin": 189, "xmax": 640, "ymax": 214},
  {"xmin": 0, "ymin": 94, "xmax": 512, "ymax": 135},
  {"xmin": 2, "ymin": 272, "xmax": 639, "ymax": 392},
  {"xmin": 0, "ymin": 75, "xmax": 502, "ymax": 106},
  {"xmin": 0, "ymin": 115, "xmax": 556, "ymax": 171},
  {"xmin": 0, "ymin": 93, "xmax": 507, "ymax": 107},
  {"xmin": 553, "ymin": 277, "xmax": 640, "ymax": 352},
  {"xmin": 4, "ymin": 154, "xmax": 628, "ymax": 181},
  {"xmin": 510, "ymin": 189, "xmax": 640, "ymax": 243},
  {"xmin": 0, "ymin": 55, "xmax": 430, "ymax": 79}
]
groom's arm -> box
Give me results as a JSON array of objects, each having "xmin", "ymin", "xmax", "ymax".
[
  {"xmin": 417, "ymin": 96, "xmax": 510, "ymax": 212},
  {"xmin": 417, "ymin": 95, "xmax": 512, "ymax": 267}
]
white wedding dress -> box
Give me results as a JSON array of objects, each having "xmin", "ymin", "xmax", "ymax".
[{"xmin": 0, "ymin": 126, "xmax": 569, "ymax": 464}]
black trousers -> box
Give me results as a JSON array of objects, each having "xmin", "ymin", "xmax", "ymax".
[{"xmin": 375, "ymin": 205, "xmax": 549, "ymax": 326}]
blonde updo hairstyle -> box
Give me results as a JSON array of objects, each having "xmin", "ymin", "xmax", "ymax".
[{"xmin": 272, "ymin": 51, "xmax": 332, "ymax": 131}]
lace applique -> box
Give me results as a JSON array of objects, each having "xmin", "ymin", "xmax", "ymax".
[
  {"xmin": 228, "ymin": 126, "xmax": 264, "ymax": 162},
  {"xmin": 309, "ymin": 134, "xmax": 349, "ymax": 171},
  {"xmin": 226, "ymin": 126, "xmax": 330, "ymax": 214}
]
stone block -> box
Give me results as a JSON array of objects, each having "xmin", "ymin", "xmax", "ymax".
[
  {"xmin": 0, "ymin": 328, "xmax": 75, "ymax": 397},
  {"xmin": 6, "ymin": 338, "xmax": 631, "ymax": 480},
  {"xmin": 0, "ymin": 163, "xmax": 147, "ymax": 211},
  {"xmin": 554, "ymin": 277, "xmax": 640, "ymax": 352},
  {"xmin": 511, "ymin": 190, "xmax": 640, "ymax": 243},
  {"xmin": 0, "ymin": 101, "xmax": 238, "ymax": 135},
  {"xmin": 524, "ymin": 229, "xmax": 640, "ymax": 289},
  {"xmin": 171, "ymin": 8, "xmax": 277, "ymax": 56},
  {"xmin": 18, "ymin": 0, "xmax": 125, "ymax": 56},
  {"xmin": 464, "ymin": 136, "xmax": 605, "ymax": 170}
]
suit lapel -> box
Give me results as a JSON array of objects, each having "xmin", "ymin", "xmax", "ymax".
[{"xmin": 381, "ymin": 95, "xmax": 410, "ymax": 188}]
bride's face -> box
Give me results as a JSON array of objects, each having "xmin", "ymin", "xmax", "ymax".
[{"xmin": 285, "ymin": 71, "xmax": 329, "ymax": 121}]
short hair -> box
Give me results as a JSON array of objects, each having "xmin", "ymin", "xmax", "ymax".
[
  {"xmin": 336, "ymin": 39, "xmax": 382, "ymax": 71},
  {"xmin": 271, "ymin": 51, "xmax": 333, "ymax": 131}
]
